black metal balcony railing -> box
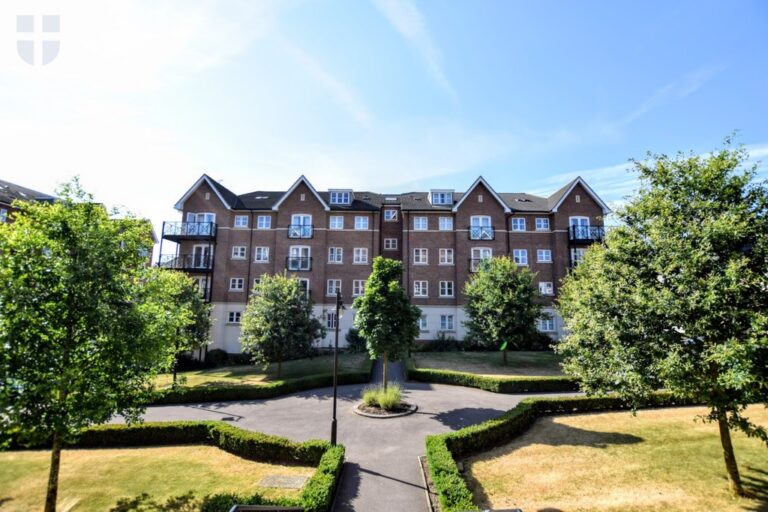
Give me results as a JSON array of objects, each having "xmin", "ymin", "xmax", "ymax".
[
  {"xmin": 162, "ymin": 221, "xmax": 217, "ymax": 239},
  {"xmin": 569, "ymin": 225, "xmax": 605, "ymax": 242},
  {"xmin": 469, "ymin": 258, "xmax": 491, "ymax": 272},
  {"xmin": 288, "ymin": 224, "xmax": 313, "ymax": 238},
  {"xmin": 158, "ymin": 254, "xmax": 213, "ymax": 271},
  {"xmin": 286, "ymin": 256, "xmax": 312, "ymax": 271},
  {"xmin": 469, "ymin": 226, "xmax": 494, "ymax": 240}
]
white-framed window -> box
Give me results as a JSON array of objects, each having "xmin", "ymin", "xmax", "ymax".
[
  {"xmin": 254, "ymin": 247, "xmax": 269, "ymax": 262},
  {"xmin": 288, "ymin": 246, "xmax": 311, "ymax": 270},
  {"xmin": 571, "ymin": 248, "xmax": 586, "ymax": 266},
  {"xmin": 353, "ymin": 247, "xmax": 368, "ymax": 264},
  {"xmin": 234, "ymin": 215, "xmax": 249, "ymax": 228},
  {"xmin": 431, "ymin": 191, "xmax": 453, "ymax": 205},
  {"xmin": 413, "ymin": 217, "xmax": 428, "ymax": 230},
  {"xmin": 355, "ymin": 216, "xmax": 369, "ymax": 230},
  {"xmin": 329, "ymin": 191, "xmax": 351, "ymax": 204},
  {"xmin": 439, "ymin": 281, "xmax": 454, "ymax": 297},
  {"xmin": 511, "ymin": 218, "xmax": 526, "ymax": 231},
  {"xmin": 413, "ymin": 248, "xmax": 428, "ymax": 265},
  {"xmin": 438, "ymin": 217, "xmax": 453, "ymax": 231},
  {"xmin": 329, "ymin": 216, "xmax": 344, "ymax": 230},
  {"xmin": 513, "ymin": 249, "xmax": 528, "ymax": 265},
  {"xmin": 353, "ymin": 280, "xmax": 365, "ymax": 296},
  {"xmin": 0, "ymin": 208, "xmax": 7, "ymax": 222},
  {"xmin": 297, "ymin": 278, "xmax": 310, "ymax": 297},
  {"xmin": 326, "ymin": 311, "xmax": 338, "ymax": 329},
  {"xmin": 229, "ymin": 278, "xmax": 245, "ymax": 291},
  {"xmin": 227, "ymin": 311, "xmax": 242, "ymax": 324},
  {"xmin": 470, "ymin": 216, "xmax": 493, "ymax": 240},
  {"xmin": 470, "ymin": 247, "xmax": 492, "ymax": 271},
  {"xmin": 418, "ymin": 315, "xmax": 428, "ymax": 331},
  {"xmin": 413, "ymin": 280, "xmax": 428, "ymax": 297},
  {"xmin": 328, "ymin": 247, "xmax": 343, "ymax": 264},
  {"xmin": 539, "ymin": 317, "xmax": 555, "ymax": 332},
  {"xmin": 439, "ymin": 248, "xmax": 454, "ymax": 265},
  {"xmin": 257, "ymin": 215, "xmax": 271, "ymax": 229},
  {"xmin": 231, "ymin": 246, "xmax": 247, "ymax": 259},
  {"xmin": 327, "ymin": 279, "xmax": 341, "ymax": 296},
  {"xmin": 187, "ymin": 212, "xmax": 216, "ymax": 224},
  {"xmin": 535, "ymin": 218, "xmax": 550, "ymax": 231},
  {"xmin": 289, "ymin": 214, "xmax": 313, "ymax": 238},
  {"xmin": 384, "ymin": 238, "xmax": 398, "ymax": 250},
  {"xmin": 440, "ymin": 314, "xmax": 455, "ymax": 331},
  {"xmin": 539, "ymin": 282, "xmax": 554, "ymax": 295},
  {"xmin": 537, "ymin": 249, "xmax": 552, "ymax": 263},
  {"xmin": 570, "ymin": 216, "xmax": 590, "ymax": 239},
  {"xmin": 384, "ymin": 209, "xmax": 398, "ymax": 221}
]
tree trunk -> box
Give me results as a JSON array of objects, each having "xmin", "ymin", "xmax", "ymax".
[
  {"xmin": 717, "ymin": 408, "xmax": 744, "ymax": 495},
  {"xmin": 172, "ymin": 357, "xmax": 178, "ymax": 386},
  {"xmin": 277, "ymin": 358, "xmax": 282, "ymax": 379},
  {"xmin": 44, "ymin": 430, "xmax": 63, "ymax": 512},
  {"xmin": 383, "ymin": 353, "xmax": 388, "ymax": 391},
  {"xmin": 502, "ymin": 347, "xmax": 508, "ymax": 365}
]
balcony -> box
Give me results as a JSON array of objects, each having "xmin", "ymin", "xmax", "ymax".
[
  {"xmin": 469, "ymin": 258, "xmax": 491, "ymax": 272},
  {"xmin": 286, "ymin": 256, "xmax": 312, "ymax": 271},
  {"xmin": 158, "ymin": 253, "xmax": 213, "ymax": 272},
  {"xmin": 161, "ymin": 221, "xmax": 217, "ymax": 241},
  {"xmin": 569, "ymin": 226, "xmax": 605, "ymax": 243},
  {"xmin": 288, "ymin": 224, "xmax": 313, "ymax": 238},
  {"xmin": 469, "ymin": 226, "xmax": 494, "ymax": 240}
]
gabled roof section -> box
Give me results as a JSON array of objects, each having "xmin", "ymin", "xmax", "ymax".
[
  {"xmin": 0, "ymin": 178, "xmax": 55, "ymax": 206},
  {"xmin": 548, "ymin": 176, "xmax": 611, "ymax": 214},
  {"xmin": 272, "ymin": 175, "xmax": 330, "ymax": 212},
  {"xmin": 173, "ymin": 174, "xmax": 239, "ymax": 211},
  {"xmin": 452, "ymin": 176, "xmax": 511, "ymax": 213}
]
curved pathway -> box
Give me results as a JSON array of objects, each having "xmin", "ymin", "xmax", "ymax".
[{"xmin": 141, "ymin": 362, "xmax": 567, "ymax": 511}]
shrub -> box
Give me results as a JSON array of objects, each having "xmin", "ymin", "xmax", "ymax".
[
  {"xmin": 361, "ymin": 384, "xmax": 402, "ymax": 410},
  {"xmin": 205, "ymin": 349, "xmax": 229, "ymax": 366},
  {"xmin": 345, "ymin": 328, "xmax": 367, "ymax": 353}
]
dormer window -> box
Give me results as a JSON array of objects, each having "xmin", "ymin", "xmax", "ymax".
[
  {"xmin": 430, "ymin": 190, "xmax": 453, "ymax": 205},
  {"xmin": 329, "ymin": 190, "xmax": 352, "ymax": 205}
]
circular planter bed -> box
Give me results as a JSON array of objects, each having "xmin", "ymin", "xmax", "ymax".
[{"xmin": 352, "ymin": 401, "xmax": 418, "ymax": 418}]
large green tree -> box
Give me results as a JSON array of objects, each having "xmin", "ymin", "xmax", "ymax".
[
  {"xmin": 464, "ymin": 256, "xmax": 546, "ymax": 364},
  {"xmin": 240, "ymin": 272, "xmax": 325, "ymax": 378},
  {"xmin": 354, "ymin": 257, "xmax": 421, "ymax": 389},
  {"xmin": 0, "ymin": 181, "xmax": 187, "ymax": 512},
  {"xmin": 557, "ymin": 140, "xmax": 768, "ymax": 495}
]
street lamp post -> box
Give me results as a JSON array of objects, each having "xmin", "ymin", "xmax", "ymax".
[{"xmin": 331, "ymin": 290, "xmax": 343, "ymax": 445}]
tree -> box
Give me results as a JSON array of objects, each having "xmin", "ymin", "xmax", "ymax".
[
  {"xmin": 0, "ymin": 180, "xmax": 186, "ymax": 512},
  {"xmin": 463, "ymin": 256, "xmax": 546, "ymax": 364},
  {"xmin": 354, "ymin": 257, "xmax": 421, "ymax": 389},
  {"xmin": 240, "ymin": 272, "xmax": 325, "ymax": 378},
  {"xmin": 556, "ymin": 139, "xmax": 768, "ymax": 496},
  {"xmin": 159, "ymin": 271, "xmax": 212, "ymax": 386}
]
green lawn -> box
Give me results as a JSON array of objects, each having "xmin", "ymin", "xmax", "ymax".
[
  {"xmin": 465, "ymin": 405, "xmax": 768, "ymax": 512},
  {"xmin": 0, "ymin": 445, "xmax": 315, "ymax": 511},
  {"xmin": 412, "ymin": 350, "xmax": 564, "ymax": 376},
  {"xmin": 155, "ymin": 353, "xmax": 368, "ymax": 388}
]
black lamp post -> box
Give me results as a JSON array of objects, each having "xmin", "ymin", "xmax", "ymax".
[{"xmin": 331, "ymin": 289, "xmax": 343, "ymax": 445}]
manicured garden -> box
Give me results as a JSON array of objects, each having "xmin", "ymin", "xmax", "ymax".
[
  {"xmin": 412, "ymin": 350, "xmax": 564, "ymax": 376},
  {"xmin": 464, "ymin": 405, "xmax": 768, "ymax": 511},
  {"xmin": 0, "ymin": 445, "xmax": 314, "ymax": 511}
]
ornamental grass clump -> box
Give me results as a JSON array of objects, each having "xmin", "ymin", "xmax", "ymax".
[{"xmin": 361, "ymin": 384, "xmax": 402, "ymax": 410}]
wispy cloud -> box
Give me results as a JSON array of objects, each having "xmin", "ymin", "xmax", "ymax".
[
  {"xmin": 372, "ymin": 0, "xmax": 457, "ymax": 100},
  {"xmin": 281, "ymin": 41, "xmax": 374, "ymax": 128}
]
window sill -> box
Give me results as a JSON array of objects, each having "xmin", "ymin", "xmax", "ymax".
[
  {"xmin": 254, "ymin": 260, "xmax": 269, "ymax": 264},
  {"xmin": 231, "ymin": 257, "xmax": 246, "ymax": 260},
  {"xmin": 537, "ymin": 260, "xmax": 553, "ymax": 264},
  {"xmin": 328, "ymin": 261, "xmax": 343, "ymax": 265},
  {"xmin": 438, "ymin": 263, "xmax": 455, "ymax": 266},
  {"xmin": 439, "ymin": 296, "xmax": 455, "ymax": 299}
]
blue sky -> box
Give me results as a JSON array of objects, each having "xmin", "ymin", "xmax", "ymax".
[{"xmin": 1, "ymin": 0, "xmax": 767, "ymax": 232}]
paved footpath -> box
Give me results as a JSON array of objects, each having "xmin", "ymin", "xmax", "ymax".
[{"xmin": 140, "ymin": 361, "xmax": 561, "ymax": 512}]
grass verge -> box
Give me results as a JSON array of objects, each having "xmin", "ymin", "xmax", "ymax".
[{"xmin": 412, "ymin": 350, "xmax": 564, "ymax": 376}]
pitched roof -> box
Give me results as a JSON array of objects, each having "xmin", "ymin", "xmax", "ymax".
[
  {"xmin": 271, "ymin": 176, "xmax": 330, "ymax": 211},
  {"xmin": 173, "ymin": 174, "xmax": 240, "ymax": 210},
  {"xmin": 548, "ymin": 176, "xmax": 611, "ymax": 213},
  {"xmin": 0, "ymin": 178, "xmax": 55, "ymax": 206},
  {"xmin": 452, "ymin": 177, "xmax": 511, "ymax": 213}
]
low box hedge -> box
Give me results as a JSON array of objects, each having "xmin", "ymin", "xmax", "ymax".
[
  {"xmin": 15, "ymin": 421, "xmax": 344, "ymax": 512},
  {"xmin": 152, "ymin": 359, "xmax": 374, "ymax": 405},
  {"xmin": 406, "ymin": 359, "xmax": 580, "ymax": 393},
  {"xmin": 425, "ymin": 392, "xmax": 696, "ymax": 512}
]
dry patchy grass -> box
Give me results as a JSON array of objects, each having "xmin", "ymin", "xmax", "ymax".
[
  {"xmin": 413, "ymin": 350, "xmax": 564, "ymax": 376},
  {"xmin": 465, "ymin": 405, "xmax": 768, "ymax": 512},
  {"xmin": 0, "ymin": 445, "xmax": 315, "ymax": 511}
]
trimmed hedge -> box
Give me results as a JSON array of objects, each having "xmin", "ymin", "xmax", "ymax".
[
  {"xmin": 425, "ymin": 392, "xmax": 697, "ymax": 512},
  {"xmin": 16, "ymin": 421, "xmax": 344, "ymax": 512},
  {"xmin": 152, "ymin": 359, "xmax": 374, "ymax": 405},
  {"xmin": 406, "ymin": 359, "xmax": 580, "ymax": 393}
]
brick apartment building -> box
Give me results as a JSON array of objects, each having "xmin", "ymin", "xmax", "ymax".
[
  {"xmin": 158, "ymin": 175, "xmax": 609, "ymax": 352},
  {"xmin": 0, "ymin": 179, "xmax": 56, "ymax": 223}
]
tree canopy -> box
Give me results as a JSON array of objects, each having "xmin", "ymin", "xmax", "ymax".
[
  {"xmin": 0, "ymin": 180, "xmax": 189, "ymax": 511},
  {"xmin": 556, "ymin": 140, "xmax": 768, "ymax": 495},
  {"xmin": 353, "ymin": 257, "xmax": 421, "ymax": 388},
  {"xmin": 240, "ymin": 272, "xmax": 325, "ymax": 377},
  {"xmin": 463, "ymin": 256, "xmax": 546, "ymax": 364}
]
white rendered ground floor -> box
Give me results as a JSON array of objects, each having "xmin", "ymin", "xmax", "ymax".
[{"xmin": 208, "ymin": 302, "xmax": 563, "ymax": 353}]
